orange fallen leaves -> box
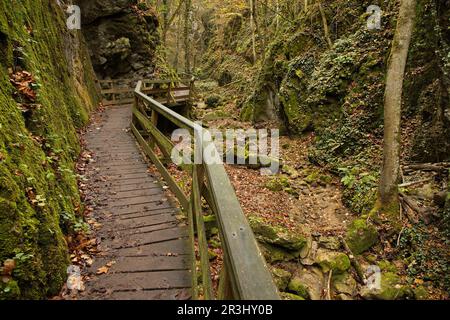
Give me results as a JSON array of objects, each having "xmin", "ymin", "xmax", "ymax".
[
  {"xmin": 96, "ymin": 261, "xmax": 116, "ymax": 275},
  {"xmin": 9, "ymin": 70, "xmax": 38, "ymax": 102}
]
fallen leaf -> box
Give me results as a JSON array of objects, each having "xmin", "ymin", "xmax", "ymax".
[{"xmin": 96, "ymin": 266, "xmax": 109, "ymax": 275}]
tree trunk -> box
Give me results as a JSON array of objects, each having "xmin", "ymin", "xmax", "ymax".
[
  {"xmin": 162, "ymin": 0, "xmax": 169, "ymax": 45},
  {"xmin": 318, "ymin": 1, "xmax": 333, "ymax": 49},
  {"xmin": 249, "ymin": 0, "xmax": 257, "ymax": 64},
  {"xmin": 184, "ymin": 0, "xmax": 192, "ymax": 74},
  {"xmin": 377, "ymin": 0, "xmax": 417, "ymax": 219}
]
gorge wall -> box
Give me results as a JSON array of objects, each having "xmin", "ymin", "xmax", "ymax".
[
  {"xmin": 0, "ymin": 0, "xmax": 99, "ymax": 299},
  {"xmin": 77, "ymin": 0, "xmax": 159, "ymax": 79}
]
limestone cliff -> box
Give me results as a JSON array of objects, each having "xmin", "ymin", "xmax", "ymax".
[{"xmin": 77, "ymin": 0, "xmax": 159, "ymax": 79}]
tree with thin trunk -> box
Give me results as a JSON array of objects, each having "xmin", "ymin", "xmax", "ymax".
[
  {"xmin": 184, "ymin": 0, "xmax": 192, "ymax": 74},
  {"xmin": 249, "ymin": 0, "xmax": 257, "ymax": 64},
  {"xmin": 318, "ymin": 1, "xmax": 333, "ymax": 49},
  {"xmin": 373, "ymin": 0, "xmax": 417, "ymax": 225}
]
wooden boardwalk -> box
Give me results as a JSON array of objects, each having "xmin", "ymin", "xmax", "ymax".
[{"xmin": 81, "ymin": 104, "xmax": 192, "ymax": 300}]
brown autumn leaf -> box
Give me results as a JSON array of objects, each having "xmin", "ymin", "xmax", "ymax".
[
  {"xmin": 96, "ymin": 266, "xmax": 109, "ymax": 275},
  {"xmin": 96, "ymin": 261, "xmax": 116, "ymax": 275}
]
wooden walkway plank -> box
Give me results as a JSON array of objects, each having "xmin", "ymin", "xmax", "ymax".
[{"xmin": 80, "ymin": 105, "xmax": 192, "ymax": 300}]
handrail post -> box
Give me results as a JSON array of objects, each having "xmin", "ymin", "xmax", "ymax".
[
  {"xmin": 218, "ymin": 259, "xmax": 234, "ymax": 300},
  {"xmin": 192, "ymin": 163, "xmax": 213, "ymax": 299}
]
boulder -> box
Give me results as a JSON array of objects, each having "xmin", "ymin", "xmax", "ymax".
[
  {"xmin": 345, "ymin": 218, "xmax": 378, "ymax": 254},
  {"xmin": 361, "ymin": 272, "xmax": 412, "ymax": 300},
  {"xmin": 249, "ymin": 215, "xmax": 307, "ymax": 251},
  {"xmin": 271, "ymin": 268, "xmax": 292, "ymax": 291},
  {"xmin": 332, "ymin": 272, "xmax": 357, "ymax": 297},
  {"xmin": 315, "ymin": 249, "xmax": 351, "ymax": 274},
  {"xmin": 287, "ymin": 267, "xmax": 324, "ymax": 300}
]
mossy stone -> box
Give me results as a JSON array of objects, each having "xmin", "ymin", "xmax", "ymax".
[
  {"xmin": 259, "ymin": 243, "xmax": 300, "ymax": 263},
  {"xmin": 332, "ymin": 272, "xmax": 357, "ymax": 296},
  {"xmin": 361, "ymin": 272, "xmax": 411, "ymax": 300},
  {"xmin": 271, "ymin": 268, "xmax": 291, "ymax": 291},
  {"xmin": 315, "ymin": 249, "xmax": 351, "ymax": 274},
  {"xmin": 280, "ymin": 292, "xmax": 305, "ymax": 300},
  {"xmin": 413, "ymin": 286, "xmax": 429, "ymax": 300},
  {"xmin": 287, "ymin": 277, "xmax": 310, "ymax": 299},
  {"xmin": 249, "ymin": 215, "xmax": 307, "ymax": 251},
  {"xmin": 345, "ymin": 218, "xmax": 378, "ymax": 254}
]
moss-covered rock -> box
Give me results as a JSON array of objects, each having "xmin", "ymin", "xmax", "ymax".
[
  {"xmin": 361, "ymin": 272, "xmax": 412, "ymax": 300},
  {"xmin": 345, "ymin": 218, "xmax": 378, "ymax": 254},
  {"xmin": 413, "ymin": 286, "xmax": 429, "ymax": 300},
  {"xmin": 265, "ymin": 176, "xmax": 290, "ymax": 192},
  {"xmin": 332, "ymin": 272, "xmax": 357, "ymax": 297},
  {"xmin": 318, "ymin": 236, "xmax": 341, "ymax": 250},
  {"xmin": 315, "ymin": 249, "xmax": 351, "ymax": 274},
  {"xmin": 271, "ymin": 268, "xmax": 291, "ymax": 291},
  {"xmin": 249, "ymin": 215, "xmax": 307, "ymax": 251},
  {"xmin": 280, "ymin": 292, "xmax": 305, "ymax": 300},
  {"xmin": 287, "ymin": 277, "xmax": 310, "ymax": 299},
  {"xmin": 259, "ymin": 243, "xmax": 301, "ymax": 263},
  {"xmin": 287, "ymin": 267, "xmax": 324, "ymax": 300}
]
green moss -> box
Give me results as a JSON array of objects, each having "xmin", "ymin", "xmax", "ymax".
[
  {"xmin": 265, "ymin": 176, "xmax": 290, "ymax": 192},
  {"xmin": 271, "ymin": 268, "xmax": 291, "ymax": 291},
  {"xmin": 361, "ymin": 272, "xmax": 412, "ymax": 300},
  {"xmin": 280, "ymin": 292, "xmax": 305, "ymax": 300},
  {"xmin": 259, "ymin": 243, "xmax": 300, "ymax": 263},
  {"xmin": 378, "ymin": 260, "xmax": 398, "ymax": 273},
  {"xmin": 0, "ymin": 280, "xmax": 21, "ymax": 300},
  {"xmin": 332, "ymin": 272, "xmax": 357, "ymax": 296},
  {"xmin": 413, "ymin": 286, "xmax": 429, "ymax": 300},
  {"xmin": 0, "ymin": 0, "xmax": 99, "ymax": 299},
  {"xmin": 249, "ymin": 215, "xmax": 307, "ymax": 251},
  {"xmin": 287, "ymin": 277, "xmax": 310, "ymax": 299},
  {"xmin": 345, "ymin": 218, "xmax": 378, "ymax": 254},
  {"xmin": 315, "ymin": 249, "xmax": 351, "ymax": 274}
]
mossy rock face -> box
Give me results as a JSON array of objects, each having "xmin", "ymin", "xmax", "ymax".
[
  {"xmin": 271, "ymin": 268, "xmax": 292, "ymax": 291},
  {"xmin": 0, "ymin": 0, "xmax": 99, "ymax": 299},
  {"xmin": 361, "ymin": 272, "xmax": 412, "ymax": 300},
  {"xmin": 345, "ymin": 219, "xmax": 378, "ymax": 254},
  {"xmin": 315, "ymin": 249, "xmax": 351, "ymax": 274},
  {"xmin": 248, "ymin": 215, "xmax": 307, "ymax": 251}
]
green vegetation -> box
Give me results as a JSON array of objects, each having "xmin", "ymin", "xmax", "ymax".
[{"xmin": 0, "ymin": 0, "xmax": 99, "ymax": 299}]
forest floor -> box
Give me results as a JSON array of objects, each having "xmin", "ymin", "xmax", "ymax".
[{"xmin": 191, "ymin": 79, "xmax": 449, "ymax": 300}]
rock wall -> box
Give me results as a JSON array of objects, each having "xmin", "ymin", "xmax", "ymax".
[
  {"xmin": 241, "ymin": 0, "xmax": 450, "ymax": 162},
  {"xmin": 77, "ymin": 0, "xmax": 159, "ymax": 79},
  {"xmin": 0, "ymin": 0, "xmax": 99, "ymax": 299}
]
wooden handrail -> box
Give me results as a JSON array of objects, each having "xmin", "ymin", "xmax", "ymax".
[
  {"xmin": 101, "ymin": 78, "xmax": 194, "ymax": 106},
  {"xmin": 131, "ymin": 80, "xmax": 279, "ymax": 300}
]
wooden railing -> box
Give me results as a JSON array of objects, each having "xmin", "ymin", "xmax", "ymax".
[
  {"xmin": 99, "ymin": 78, "xmax": 194, "ymax": 106},
  {"xmin": 131, "ymin": 80, "xmax": 279, "ymax": 300}
]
